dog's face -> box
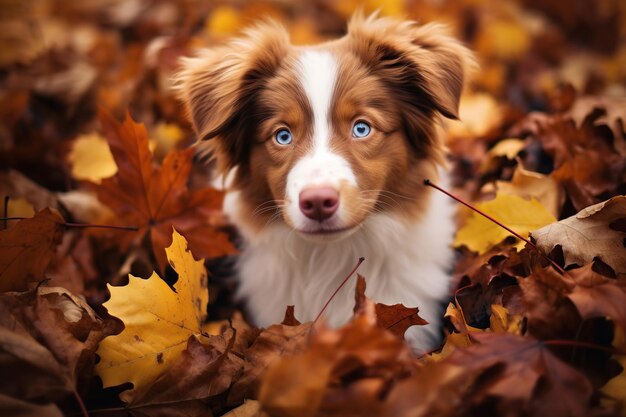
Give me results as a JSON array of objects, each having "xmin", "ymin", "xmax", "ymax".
[{"xmin": 177, "ymin": 15, "xmax": 473, "ymax": 241}]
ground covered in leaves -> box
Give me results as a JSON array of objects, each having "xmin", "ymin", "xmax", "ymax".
[{"xmin": 1, "ymin": 0, "xmax": 626, "ymax": 416}]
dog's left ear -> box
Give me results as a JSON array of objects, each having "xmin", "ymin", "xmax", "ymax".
[
  {"xmin": 348, "ymin": 14, "xmax": 476, "ymax": 119},
  {"xmin": 347, "ymin": 15, "xmax": 476, "ymax": 156}
]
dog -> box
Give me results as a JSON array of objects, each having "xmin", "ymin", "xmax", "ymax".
[{"xmin": 176, "ymin": 14, "xmax": 474, "ymax": 350}]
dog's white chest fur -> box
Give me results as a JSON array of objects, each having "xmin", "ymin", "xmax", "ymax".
[{"xmin": 224, "ymin": 182, "xmax": 456, "ymax": 351}]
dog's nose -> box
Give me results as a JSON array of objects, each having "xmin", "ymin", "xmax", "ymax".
[{"xmin": 299, "ymin": 186, "xmax": 339, "ymax": 221}]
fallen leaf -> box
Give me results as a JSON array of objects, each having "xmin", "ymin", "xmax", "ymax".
[
  {"xmin": 447, "ymin": 92, "xmax": 503, "ymax": 140},
  {"xmin": 489, "ymin": 304, "xmax": 522, "ymax": 334},
  {"xmin": 0, "ymin": 209, "xmax": 65, "ymax": 292},
  {"xmin": 455, "ymin": 192, "xmax": 556, "ymax": 254},
  {"xmin": 128, "ymin": 330, "xmax": 244, "ymax": 415},
  {"xmin": 519, "ymin": 266, "xmax": 581, "ymax": 340},
  {"xmin": 479, "ymin": 138, "xmax": 526, "ymax": 172},
  {"xmin": 0, "ymin": 286, "xmax": 106, "ymax": 404},
  {"xmin": 566, "ymin": 263, "xmax": 626, "ymax": 332},
  {"xmin": 355, "ymin": 275, "xmax": 427, "ymax": 338},
  {"xmin": 68, "ymin": 132, "xmax": 117, "ymax": 183},
  {"xmin": 450, "ymin": 333, "xmax": 593, "ymax": 416},
  {"xmin": 494, "ymin": 161, "xmax": 562, "ymax": 217},
  {"xmin": 532, "ymin": 196, "xmax": 626, "ymax": 274},
  {"xmin": 0, "ymin": 170, "xmax": 60, "ymax": 218},
  {"xmin": 511, "ymin": 113, "xmax": 625, "ymax": 211},
  {"xmin": 567, "ymin": 95, "xmax": 626, "ymax": 157},
  {"xmin": 258, "ymin": 297, "xmax": 413, "ymax": 417},
  {"xmin": 95, "ymin": 228, "xmax": 209, "ymax": 402},
  {"xmin": 93, "ymin": 110, "xmax": 235, "ymax": 271},
  {"xmin": 227, "ymin": 315, "xmax": 312, "ymax": 407}
]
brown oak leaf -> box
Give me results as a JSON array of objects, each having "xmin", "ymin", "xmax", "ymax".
[
  {"xmin": 511, "ymin": 113, "xmax": 625, "ymax": 211},
  {"xmin": 532, "ymin": 196, "xmax": 626, "ymax": 274},
  {"xmin": 386, "ymin": 333, "xmax": 593, "ymax": 417},
  {"xmin": 0, "ymin": 287, "xmax": 108, "ymax": 404}
]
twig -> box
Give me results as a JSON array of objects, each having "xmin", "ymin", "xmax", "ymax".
[
  {"xmin": 424, "ymin": 179, "xmax": 566, "ymax": 275},
  {"xmin": 72, "ymin": 389, "xmax": 89, "ymax": 417},
  {"xmin": 313, "ymin": 257, "xmax": 365, "ymax": 325},
  {"xmin": 0, "ymin": 217, "xmax": 138, "ymax": 232}
]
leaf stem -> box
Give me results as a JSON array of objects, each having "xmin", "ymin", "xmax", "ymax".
[
  {"xmin": 423, "ymin": 179, "xmax": 566, "ymax": 275},
  {"xmin": 72, "ymin": 389, "xmax": 89, "ymax": 417},
  {"xmin": 313, "ymin": 257, "xmax": 365, "ymax": 325},
  {"xmin": 0, "ymin": 217, "xmax": 138, "ymax": 231},
  {"xmin": 63, "ymin": 222, "xmax": 139, "ymax": 231}
]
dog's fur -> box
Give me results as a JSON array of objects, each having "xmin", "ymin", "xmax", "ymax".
[{"xmin": 177, "ymin": 14, "xmax": 474, "ymax": 350}]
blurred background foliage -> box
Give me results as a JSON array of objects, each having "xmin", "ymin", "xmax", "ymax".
[{"xmin": 1, "ymin": 0, "xmax": 624, "ymax": 191}]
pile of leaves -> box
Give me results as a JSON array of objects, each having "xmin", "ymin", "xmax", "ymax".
[{"xmin": 1, "ymin": 0, "xmax": 625, "ymax": 416}]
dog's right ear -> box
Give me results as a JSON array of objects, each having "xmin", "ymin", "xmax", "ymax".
[{"xmin": 175, "ymin": 21, "xmax": 289, "ymax": 170}]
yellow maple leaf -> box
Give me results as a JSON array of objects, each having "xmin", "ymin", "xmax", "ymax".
[
  {"xmin": 454, "ymin": 192, "xmax": 556, "ymax": 254},
  {"xmin": 69, "ymin": 132, "xmax": 117, "ymax": 183},
  {"xmin": 95, "ymin": 228, "xmax": 208, "ymax": 403}
]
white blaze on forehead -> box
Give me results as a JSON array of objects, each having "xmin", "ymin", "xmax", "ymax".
[
  {"xmin": 297, "ymin": 49, "xmax": 337, "ymax": 151},
  {"xmin": 286, "ymin": 49, "xmax": 357, "ymax": 230}
]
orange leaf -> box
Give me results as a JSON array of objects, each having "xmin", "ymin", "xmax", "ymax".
[{"xmin": 93, "ymin": 110, "xmax": 235, "ymax": 271}]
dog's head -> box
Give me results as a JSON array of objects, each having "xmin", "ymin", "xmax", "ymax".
[{"xmin": 177, "ymin": 14, "xmax": 474, "ymax": 242}]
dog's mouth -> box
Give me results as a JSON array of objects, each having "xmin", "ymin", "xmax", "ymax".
[
  {"xmin": 296, "ymin": 224, "xmax": 360, "ymax": 242},
  {"xmin": 299, "ymin": 226, "xmax": 353, "ymax": 235}
]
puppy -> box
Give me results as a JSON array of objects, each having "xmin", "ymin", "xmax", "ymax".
[{"xmin": 177, "ymin": 14, "xmax": 474, "ymax": 350}]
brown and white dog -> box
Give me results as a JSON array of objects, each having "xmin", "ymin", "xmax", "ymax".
[{"xmin": 177, "ymin": 14, "xmax": 474, "ymax": 350}]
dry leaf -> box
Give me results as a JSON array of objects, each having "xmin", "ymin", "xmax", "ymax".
[
  {"xmin": 455, "ymin": 192, "xmax": 556, "ymax": 254},
  {"xmin": 68, "ymin": 132, "xmax": 117, "ymax": 183},
  {"xmin": 0, "ymin": 209, "xmax": 65, "ymax": 292},
  {"xmin": 95, "ymin": 228, "xmax": 209, "ymax": 402},
  {"xmin": 532, "ymin": 196, "xmax": 626, "ymax": 274},
  {"xmin": 0, "ymin": 286, "xmax": 106, "ymax": 404},
  {"xmin": 93, "ymin": 110, "xmax": 235, "ymax": 271},
  {"xmin": 493, "ymin": 161, "xmax": 562, "ymax": 217}
]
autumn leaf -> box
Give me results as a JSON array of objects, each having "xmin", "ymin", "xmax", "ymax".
[
  {"xmin": 567, "ymin": 95, "xmax": 626, "ymax": 157},
  {"xmin": 259, "ymin": 296, "xmax": 414, "ymax": 417},
  {"xmin": 387, "ymin": 333, "xmax": 593, "ymax": 417},
  {"xmin": 511, "ymin": 112, "xmax": 625, "ymax": 211},
  {"xmin": 68, "ymin": 132, "xmax": 117, "ymax": 183},
  {"xmin": 532, "ymin": 195, "xmax": 626, "ymax": 274},
  {"xmin": 93, "ymin": 109, "xmax": 235, "ymax": 271},
  {"xmin": 493, "ymin": 161, "xmax": 562, "ymax": 217},
  {"xmin": 127, "ymin": 330, "xmax": 244, "ymax": 415},
  {"xmin": 95, "ymin": 228, "xmax": 209, "ymax": 403},
  {"xmin": 354, "ymin": 275, "xmax": 427, "ymax": 338},
  {"xmin": 0, "ymin": 286, "xmax": 107, "ymax": 404},
  {"xmin": 566, "ymin": 263, "xmax": 626, "ymax": 332},
  {"xmin": 0, "ymin": 209, "xmax": 65, "ymax": 292},
  {"xmin": 454, "ymin": 192, "xmax": 556, "ymax": 254}
]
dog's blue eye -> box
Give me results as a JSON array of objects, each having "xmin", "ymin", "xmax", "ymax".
[
  {"xmin": 352, "ymin": 121, "xmax": 371, "ymax": 138},
  {"xmin": 275, "ymin": 129, "xmax": 293, "ymax": 145}
]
